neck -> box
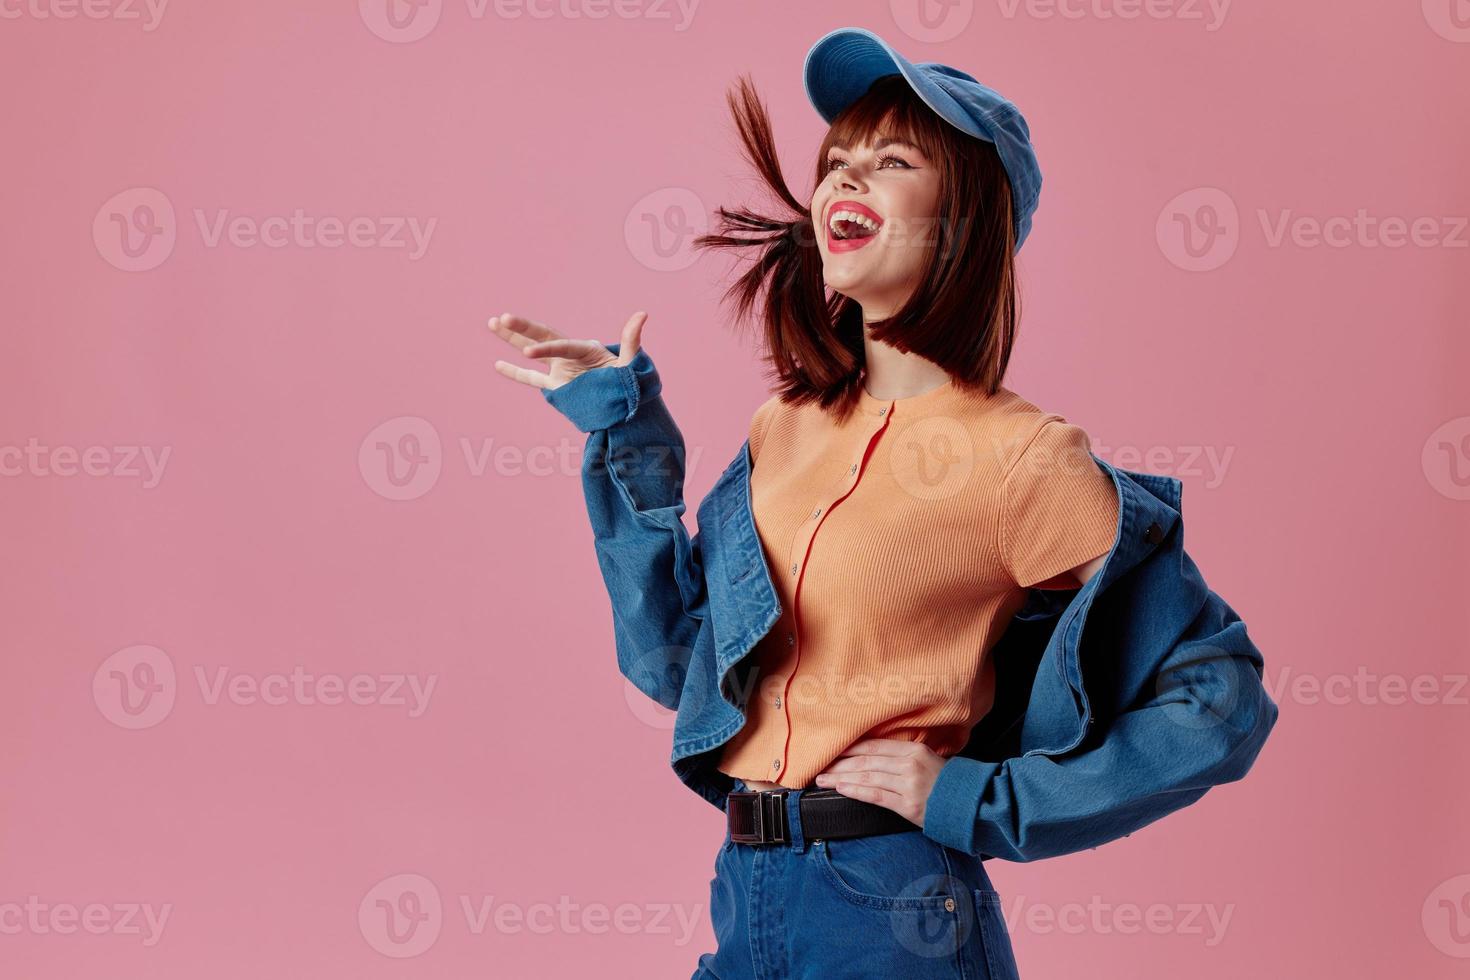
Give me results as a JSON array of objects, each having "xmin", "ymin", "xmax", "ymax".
[{"xmin": 859, "ymin": 311, "xmax": 952, "ymax": 399}]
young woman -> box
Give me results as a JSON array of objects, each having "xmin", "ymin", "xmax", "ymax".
[{"xmin": 488, "ymin": 26, "xmax": 1275, "ymax": 980}]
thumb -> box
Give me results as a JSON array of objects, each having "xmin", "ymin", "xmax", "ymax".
[{"xmin": 615, "ymin": 311, "xmax": 647, "ymax": 366}]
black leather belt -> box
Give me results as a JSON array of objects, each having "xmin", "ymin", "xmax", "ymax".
[{"xmin": 727, "ymin": 787, "xmax": 920, "ymax": 845}]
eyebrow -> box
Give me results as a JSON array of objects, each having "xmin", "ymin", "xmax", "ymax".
[{"xmin": 828, "ymin": 136, "xmax": 921, "ymax": 154}]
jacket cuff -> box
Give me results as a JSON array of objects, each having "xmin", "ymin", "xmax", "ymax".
[
  {"xmin": 922, "ymin": 754, "xmax": 996, "ymax": 855},
  {"xmin": 540, "ymin": 343, "xmax": 662, "ymax": 433}
]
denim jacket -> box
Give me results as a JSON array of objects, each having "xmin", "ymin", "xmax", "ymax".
[{"xmin": 542, "ymin": 344, "xmax": 1279, "ymax": 862}]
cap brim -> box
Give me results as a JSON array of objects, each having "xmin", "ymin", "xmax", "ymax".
[
  {"xmin": 802, "ymin": 26, "xmax": 988, "ymax": 143},
  {"xmin": 803, "ymin": 28, "xmax": 908, "ymax": 124}
]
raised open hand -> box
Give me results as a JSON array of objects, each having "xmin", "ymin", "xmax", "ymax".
[{"xmin": 487, "ymin": 310, "xmax": 647, "ymax": 391}]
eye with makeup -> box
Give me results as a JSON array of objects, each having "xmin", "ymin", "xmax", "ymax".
[{"xmin": 824, "ymin": 152, "xmax": 915, "ymax": 173}]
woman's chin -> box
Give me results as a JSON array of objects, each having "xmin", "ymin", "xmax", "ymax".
[{"xmin": 820, "ymin": 265, "xmax": 871, "ymax": 299}]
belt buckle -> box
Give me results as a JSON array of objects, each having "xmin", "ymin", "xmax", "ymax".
[{"xmin": 731, "ymin": 789, "xmax": 789, "ymax": 845}]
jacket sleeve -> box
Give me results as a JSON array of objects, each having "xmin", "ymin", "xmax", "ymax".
[
  {"xmin": 540, "ymin": 343, "xmax": 706, "ymax": 711},
  {"xmin": 921, "ymin": 550, "xmax": 1280, "ymax": 862}
]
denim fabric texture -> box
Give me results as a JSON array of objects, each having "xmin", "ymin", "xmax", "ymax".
[
  {"xmin": 692, "ymin": 779, "xmax": 1021, "ymax": 979},
  {"xmin": 542, "ymin": 344, "xmax": 1279, "ymax": 863}
]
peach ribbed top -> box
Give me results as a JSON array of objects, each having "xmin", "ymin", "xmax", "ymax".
[{"xmin": 716, "ymin": 375, "xmax": 1120, "ymax": 789}]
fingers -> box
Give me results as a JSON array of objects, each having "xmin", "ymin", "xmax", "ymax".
[
  {"xmin": 829, "ymin": 781, "xmax": 905, "ymax": 811},
  {"xmin": 815, "ymin": 772, "xmax": 908, "ymax": 814},
  {"xmin": 487, "ymin": 309, "xmax": 646, "ymax": 385},
  {"xmin": 485, "ymin": 312, "xmax": 570, "ymax": 362},
  {"xmin": 817, "ymin": 769, "xmax": 909, "ymax": 796},
  {"xmin": 491, "ymin": 358, "xmax": 555, "ymax": 390},
  {"xmin": 818, "ymin": 754, "xmax": 911, "ymax": 779},
  {"xmin": 486, "ymin": 311, "xmax": 627, "ymax": 365},
  {"xmin": 520, "ymin": 337, "xmax": 606, "ymax": 361},
  {"xmin": 486, "ymin": 312, "xmax": 563, "ymax": 349},
  {"xmin": 833, "ymin": 737, "xmax": 924, "ymax": 758},
  {"xmin": 615, "ymin": 310, "xmax": 647, "ymax": 365}
]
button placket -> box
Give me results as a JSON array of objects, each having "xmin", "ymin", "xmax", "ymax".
[{"xmin": 769, "ymin": 406, "xmax": 893, "ymax": 782}]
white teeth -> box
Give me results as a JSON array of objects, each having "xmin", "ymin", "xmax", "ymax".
[{"xmin": 828, "ymin": 209, "xmax": 881, "ymax": 238}]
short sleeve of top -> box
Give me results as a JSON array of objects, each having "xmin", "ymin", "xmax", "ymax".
[{"xmin": 1000, "ymin": 416, "xmax": 1120, "ymax": 589}]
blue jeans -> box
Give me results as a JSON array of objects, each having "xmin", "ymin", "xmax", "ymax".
[{"xmin": 692, "ymin": 779, "xmax": 1022, "ymax": 979}]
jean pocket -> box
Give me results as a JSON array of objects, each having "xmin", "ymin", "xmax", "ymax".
[
  {"xmin": 974, "ymin": 888, "xmax": 1020, "ymax": 980},
  {"xmin": 812, "ymin": 834, "xmax": 958, "ymax": 912}
]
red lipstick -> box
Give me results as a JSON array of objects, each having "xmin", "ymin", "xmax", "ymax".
[{"xmin": 825, "ymin": 200, "xmax": 885, "ymax": 252}]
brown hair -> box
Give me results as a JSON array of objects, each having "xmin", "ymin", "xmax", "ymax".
[{"xmin": 692, "ymin": 73, "xmax": 1020, "ymax": 422}]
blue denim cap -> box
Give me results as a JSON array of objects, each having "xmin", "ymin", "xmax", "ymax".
[{"xmin": 803, "ymin": 26, "xmax": 1042, "ymax": 251}]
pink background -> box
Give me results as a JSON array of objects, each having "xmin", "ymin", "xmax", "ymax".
[{"xmin": 2, "ymin": 1, "xmax": 1467, "ymax": 977}]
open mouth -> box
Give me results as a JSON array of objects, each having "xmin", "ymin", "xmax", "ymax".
[
  {"xmin": 829, "ymin": 210, "xmax": 881, "ymax": 240},
  {"xmin": 826, "ymin": 201, "xmax": 884, "ymax": 248}
]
